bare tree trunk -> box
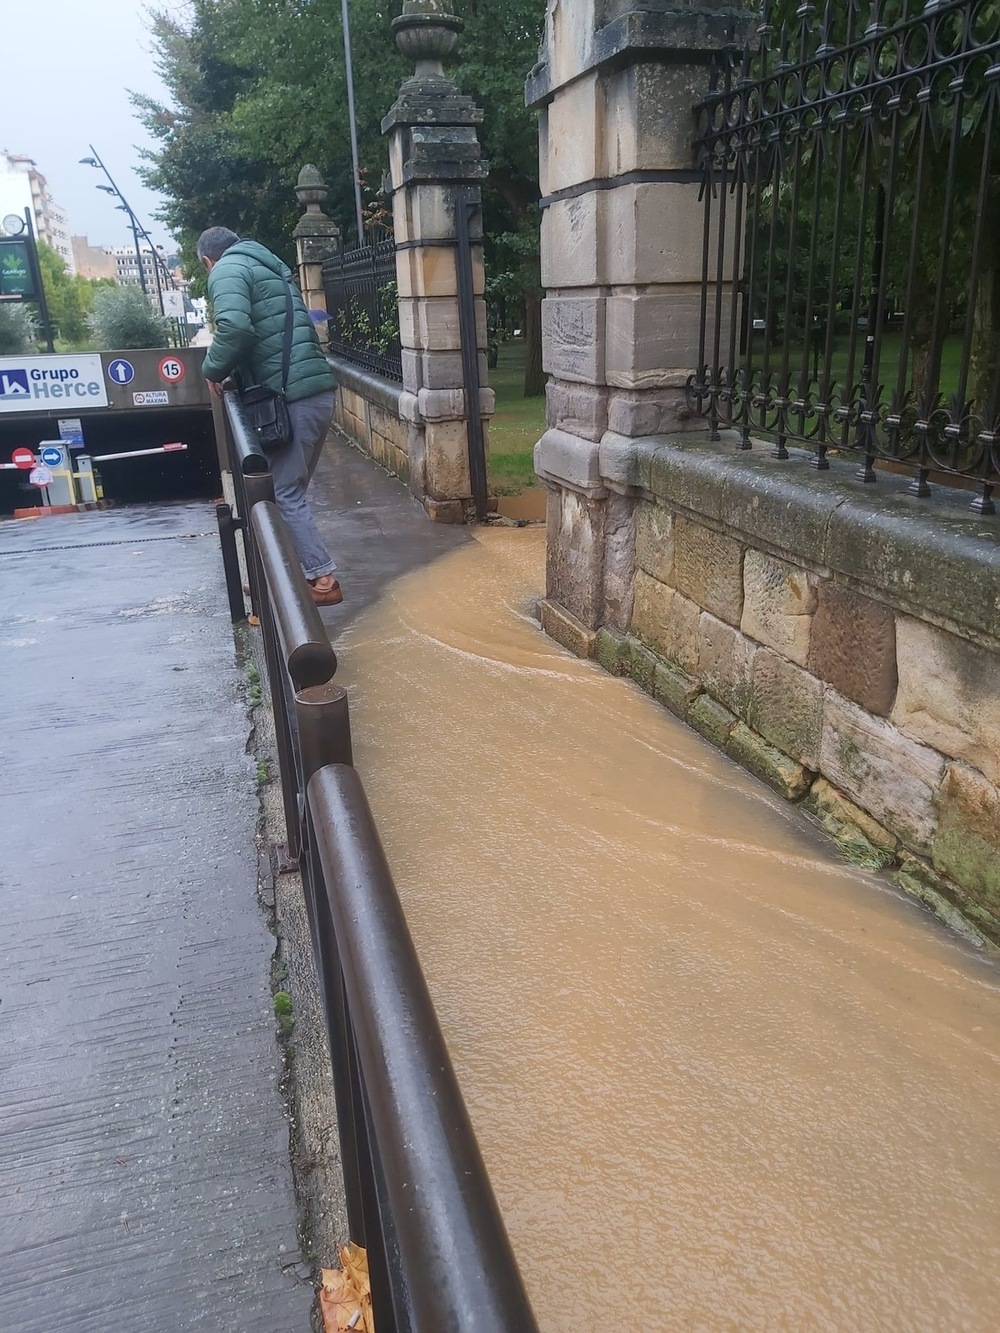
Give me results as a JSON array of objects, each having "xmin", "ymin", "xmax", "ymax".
[{"xmin": 523, "ymin": 293, "xmax": 545, "ymax": 397}]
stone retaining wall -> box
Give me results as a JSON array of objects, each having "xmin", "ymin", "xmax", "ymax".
[
  {"xmin": 329, "ymin": 356, "xmax": 410, "ymax": 485},
  {"xmin": 536, "ymin": 432, "xmax": 1000, "ymax": 948}
]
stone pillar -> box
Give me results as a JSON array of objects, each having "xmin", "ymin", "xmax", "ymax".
[
  {"xmin": 527, "ymin": 1, "xmax": 753, "ymax": 637},
  {"xmin": 294, "ymin": 164, "xmax": 342, "ymax": 349},
  {"xmin": 383, "ymin": 0, "xmax": 495, "ymax": 523}
]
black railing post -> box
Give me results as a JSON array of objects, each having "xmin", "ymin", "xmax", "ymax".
[
  {"xmin": 215, "ymin": 503, "xmax": 247, "ymax": 623},
  {"xmin": 455, "ymin": 194, "xmax": 488, "ymax": 520}
]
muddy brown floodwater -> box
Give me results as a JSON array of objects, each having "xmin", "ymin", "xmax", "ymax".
[{"xmin": 335, "ymin": 526, "xmax": 1000, "ymax": 1331}]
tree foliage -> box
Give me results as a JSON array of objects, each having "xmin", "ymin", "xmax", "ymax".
[
  {"xmin": 0, "ymin": 302, "xmax": 37, "ymax": 355},
  {"xmin": 133, "ymin": 0, "xmax": 546, "ymax": 392},
  {"xmin": 88, "ymin": 285, "xmax": 172, "ymax": 350},
  {"xmin": 36, "ymin": 244, "xmax": 110, "ymax": 348}
]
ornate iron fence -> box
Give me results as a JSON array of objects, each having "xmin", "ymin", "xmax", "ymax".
[
  {"xmin": 689, "ymin": 0, "xmax": 1000, "ymax": 512},
  {"xmin": 323, "ymin": 230, "xmax": 402, "ymax": 381}
]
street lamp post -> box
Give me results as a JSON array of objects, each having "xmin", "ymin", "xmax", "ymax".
[{"xmin": 80, "ymin": 146, "xmax": 149, "ymax": 297}]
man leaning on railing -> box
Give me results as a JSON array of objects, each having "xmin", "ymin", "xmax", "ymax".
[{"xmin": 198, "ymin": 226, "xmax": 344, "ymax": 606}]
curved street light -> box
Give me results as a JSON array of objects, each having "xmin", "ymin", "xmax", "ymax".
[{"xmin": 79, "ymin": 146, "xmax": 149, "ymax": 299}]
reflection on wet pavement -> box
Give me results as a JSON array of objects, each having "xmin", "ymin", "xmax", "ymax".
[{"xmin": 335, "ymin": 525, "xmax": 1000, "ymax": 1331}]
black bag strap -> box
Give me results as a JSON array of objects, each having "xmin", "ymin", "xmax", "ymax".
[{"xmin": 279, "ymin": 277, "xmax": 294, "ymax": 394}]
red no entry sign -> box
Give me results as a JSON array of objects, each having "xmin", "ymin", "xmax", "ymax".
[{"xmin": 12, "ymin": 447, "xmax": 34, "ymax": 470}]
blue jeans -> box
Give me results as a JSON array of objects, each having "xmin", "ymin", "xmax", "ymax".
[{"xmin": 268, "ymin": 390, "xmax": 337, "ymax": 580}]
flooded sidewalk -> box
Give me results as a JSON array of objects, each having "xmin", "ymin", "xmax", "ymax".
[{"xmin": 335, "ymin": 524, "xmax": 1000, "ymax": 1331}]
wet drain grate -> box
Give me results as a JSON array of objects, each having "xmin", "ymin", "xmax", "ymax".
[{"xmin": 0, "ymin": 532, "xmax": 214, "ymax": 556}]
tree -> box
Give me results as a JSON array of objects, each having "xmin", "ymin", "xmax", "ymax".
[
  {"xmin": 36, "ymin": 243, "xmax": 109, "ymax": 348},
  {"xmin": 0, "ymin": 302, "xmax": 36, "ymax": 355},
  {"xmin": 88, "ymin": 286, "xmax": 172, "ymax": 350},
  {"xmin": 134, "ymin": 0, "xmax": 546, "ymax": 394}
]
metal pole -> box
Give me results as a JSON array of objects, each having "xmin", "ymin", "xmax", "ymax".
[
  {"xmin": 215, "ymin": 503, "xmax": 248, "ymax": 623},
  {"xmin": 88, "ymin": 145, "xmax": 149, "ymax": 296},
  {"xmin": 341, "ymin": 0, "xmax": 367, "ymax": 245},
  {"xmin": 455, "ymin": 195, "xmax": 488, "ymax": 519},
  {"xmin": 23, "ymin": 208, "xmax": 54, "ymax": 352}
]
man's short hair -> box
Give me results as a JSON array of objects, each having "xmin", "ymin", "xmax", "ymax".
[{"xmin": 197, "ymin": 227, "xmax": 241, "ymax": 263}]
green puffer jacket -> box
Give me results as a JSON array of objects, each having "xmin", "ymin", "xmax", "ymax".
[{"xmin": 203, "ymin": 240, "xmax": 336, "ymax": 403}]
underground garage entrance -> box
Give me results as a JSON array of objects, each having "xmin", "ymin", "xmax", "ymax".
[{"xmin": 0, "ymin": 349, "xmax": 223, "ymax": 517}]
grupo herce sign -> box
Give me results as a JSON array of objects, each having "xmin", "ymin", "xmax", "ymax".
[{"xmin": 0, "ymin": 355, "xmax": 108, "ymax": 414}]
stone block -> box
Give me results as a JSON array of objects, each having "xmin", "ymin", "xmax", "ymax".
[
  {"xmin": 932, "ymin": 763, "xmax": 1000, "ymax": 919},
  {"xmin": 741, "ymin": 550, "xmax": 816, "ymax": 666},
  {"xmin": 542, "ymin": 296, "xmax": 606, "ymax": 386},
  {"xmin": 397, "ymin": 299, "xmax": 488, "ymax": 354},
  {"xmin": 826, "ymin": 491, "xmax": 1000, "ymax": 641},
  {"xmin": 808, "ymin": 582, "xmax": 897, "ymax": 715},
  {"xmin": 802, "ymin": 778, "xmax": 898, "ymax": 857},
  {"xmin": 635, "ymin": 501, "xmax": 674, "ymax": 585},
  {"xmin": 689, "ymin": 694, "xmax": 738, "ymax": 750},
  {"xmin": 546, "ymin": 380, "xmax": 608, "ymax": 443},
  {"xmin": 538, "ymin": 599, "xmax": 597, "ymax": 659},
  {"xmin": 698, "ymin": 613, "xmax": 756, "ymax": 719},
  {"xmin": 604, "ymin": 61, "xmax": 715, "ymax": 175},
  {"xmin": 672, "ymin": 518, "xmax": 744, "ymax": 626},
  {"xmin": 546, "ymin": 485, "xmax": 606, "ymax": 629},
  {"xmin": 402, "ymin": 348, "xmax": 489, "ymax": 394},
  {"xmin": 607, "ymin": 386, "xmax": 695, "ymax": 438},
  {"xmin": 606, "ymin": 291, "xmax": 734, "ymax": 389},
  {"xmin": 602, "ymin": 181, "xmax": 730, "ymax": 287},
  {"xmin": 546, "ymin": 70, "xmax": 602, "ymax": 194},
  {"xmin": 599, "ymin": 433, "xmax": 656, "ymax": 493},
  {"xmin": 648, "ymin": 443, "xmax": 726, "ymax": 522},
  {"xmin": 534, "ymin": 429, "xmax": 603, "ymax": 494},
  {"xmin": 603, "ymin": 491, "xmax": 637, "ymax": 632},
  {"xmin": 595, "ymin": 626, "xmax": 628, "ymax": 676},
  {"xmin": 396, "ymin": 244, "xmax": 460, "ymax": 299},
  {"xmin": 541, "ymin": 193, "xmax": 602, "ymax": 288},
  {"xmin": 654, "ymin": 660, "xmax": 701, "ymax": 719},
  {"xmin": 727, "ymin": 722, "xmax": 813, "ymax": 801},
  {"xmin": 423, "ymin": 497, "xmax": 465, "ymax": 523},
  {"xmin": 892, "ymin": 616, "xmax": 1000, "ymax": 786},
  {"xmin": 748, "ymin": 649, "xmax": 824, "ymax": 769},
  {"xmin": 424, "ymin": 420, "xmax": 471, "ymax": 499},
  {"xmin": 821, "ymin": 690, "xmax": 945, "ymax": 852},
  {"xmin": 718, "ymin": 458, "xmax": 839, "ymax": 561},
  {"xmin": 893, "ymin": 854, "xmax": 997, "ymax": 950},
  {"xmin": 630, "ymin": 570, "xmax": 701, "ymax": 675},
  {"xmin": 392, "ymin": 183, "xmax": 461, "ymax": 243},
  {"xmin": 623, "ymin": 636, "xmax": 658, "ymax": 694}
]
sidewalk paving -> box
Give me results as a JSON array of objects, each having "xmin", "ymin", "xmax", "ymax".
[{"xmin": 0, "ymin": 504, "xmax": 309, "ymax": 1332}]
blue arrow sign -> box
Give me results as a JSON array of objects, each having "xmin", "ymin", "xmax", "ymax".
[
  {"xmin": 107, "ymin": 358, "xmax": 135, "ymax": 385},
  {"xmin": 40, "ymin": 446, "xmax": 63, "ymax": 467}
]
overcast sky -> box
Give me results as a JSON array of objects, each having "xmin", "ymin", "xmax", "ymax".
[{"xmin": 1, "ymin": 0, "xmax": 180, "ymax": 249}]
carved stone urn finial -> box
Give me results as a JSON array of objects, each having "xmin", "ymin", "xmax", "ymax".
[
  {"xmin": 295, "ymin": 164, "xmax": 329, "ymax": 215},
  {"xmin": 392, "ymin": 0, "xmax": 464, "ymax": 80}
]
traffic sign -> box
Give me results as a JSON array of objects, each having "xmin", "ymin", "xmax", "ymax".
[
  {"xmin": 40, "ymin": 446, "xmax": 63, "ymax": 467},
  {"xmin": 157, "ymin": 355, "xmax": 186, "ymax": 384},
  {"xmin": 107, "ymin": 358, "xmax": 135, "ymax": 385},
  {"xmin": 11, "ymin": 447, "xmax": 34, "ymax": 470}
]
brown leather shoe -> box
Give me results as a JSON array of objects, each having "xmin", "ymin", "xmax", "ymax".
[{"xmin": 309, "ymin": 576, "xmax": 343, "ymax": 606}]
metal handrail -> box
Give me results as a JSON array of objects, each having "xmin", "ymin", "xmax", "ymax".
[
  {"xmin": 308, "ymin": 764, "xmax": 539, "ymax": 1333},
  {"xmin": 214, "ymin": 392, "xmax": 538, "ymax": 1331}
]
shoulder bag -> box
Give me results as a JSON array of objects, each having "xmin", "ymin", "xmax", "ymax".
[{"xmin": 239, "ymin": 277, "xmax": 295, "ymax": 454}]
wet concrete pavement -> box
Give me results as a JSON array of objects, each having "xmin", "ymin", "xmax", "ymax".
[{"xmin": 0, "ymin": 504, "xmax": 309, "ymax": 1331}]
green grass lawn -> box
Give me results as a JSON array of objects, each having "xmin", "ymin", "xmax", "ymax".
[{"xmin": 488, "ymin": 341, "xmax": 546, "ymax": 494}]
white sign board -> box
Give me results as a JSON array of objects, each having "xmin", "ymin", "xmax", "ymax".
[
  {"xmin": 162, "ymin": 290, "xmax": 185, "ymax": 318},
  {"xmin": 0, "ymin": 355, "xmax": 108, "ymax": 414}
]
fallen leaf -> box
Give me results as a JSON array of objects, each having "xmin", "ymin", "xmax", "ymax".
[{"xmin": 319, "ymin": 1243, "xmax": 373, "ymax": 1332}]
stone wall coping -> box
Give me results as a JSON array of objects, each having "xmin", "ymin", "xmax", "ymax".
[
  {"xmin": 591, "ymin": 432, "xmax": 1000, "ymax": 640},
  {"xmin": 536, "ymin": 428, "xmax": 608, "ymax": 499},
  {"xmin": 327, "ymin": 355, "xmax": 404, "ymax": 420},
  {"xmin": 526, "ymin": 4, "xmax": 754, "ymax": 108}
]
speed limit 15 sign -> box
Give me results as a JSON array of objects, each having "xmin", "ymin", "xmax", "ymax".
[{"xmin": 157, "ymin": 355, "xmax": 186, "ymax": 385}]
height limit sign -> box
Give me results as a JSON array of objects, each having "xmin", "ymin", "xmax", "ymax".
[{"xmin": 158, "ymin": 355, "xmax": 186, "ymax": 385}]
